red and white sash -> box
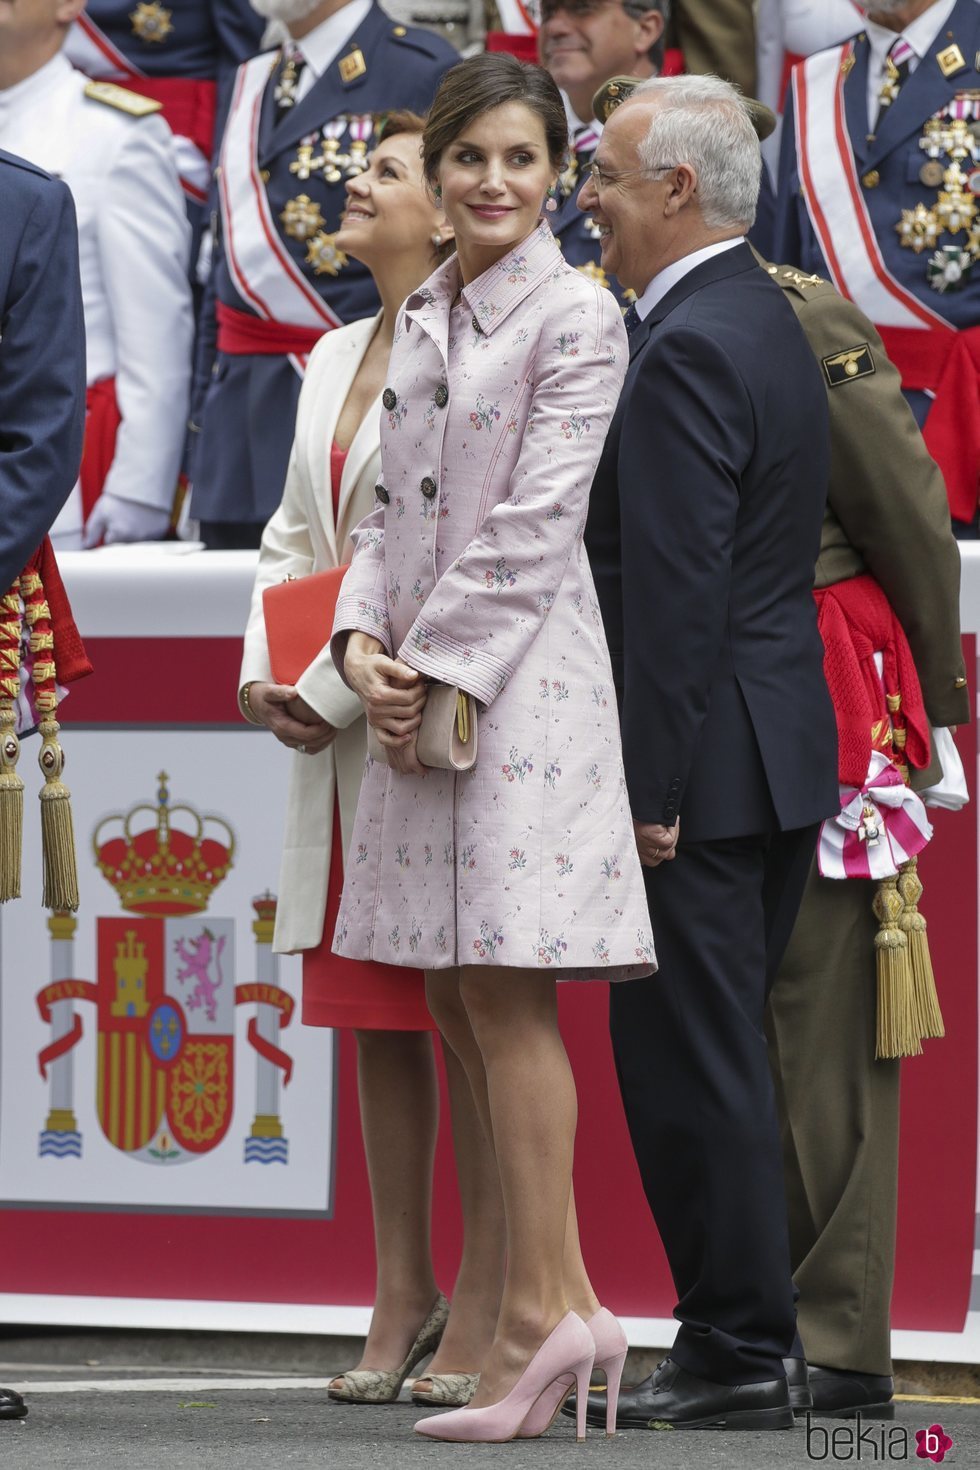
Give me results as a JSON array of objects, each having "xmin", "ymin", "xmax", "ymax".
[
  {"xmin": 792, "ymin": 44, "xmax": 952, "ymax": 331},
  {"xmin": 66, "ymin": 14, "xmax": 210, "ymax": 200},
  {"xmin": 493, "ymin": 0, "xmax": 538, "ymax": 33},
  {"xmin": 219, "ymin": 56, "xmax": 342, "ymax": 375}
]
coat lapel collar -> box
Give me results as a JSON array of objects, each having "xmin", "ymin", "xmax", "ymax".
[
  {"xmin": 335, "ymin": 316, "xmax": 384, "ymax": 544},
  {"xmin": 866, "ymin": 0, "xmax": 980, "ymax": 170},
  {"xmin": 461, "ymin": 222, "xmax": 564, "ymax": 336},
  {"xmin": 843, "ymin": 34, "xmax": 872, "ymax": 167},
  {"xmin": 259, "ymin": 2, "xmax": 388, "ymax": 162},
  {"xmin": 637, "ymin": 241, "xmax": 756, "ymax": 343}
]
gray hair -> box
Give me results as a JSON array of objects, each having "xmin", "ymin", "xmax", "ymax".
[
  {"xmin": 621, "ymin": 0, "xmax": 670, "ymax": 69},
  {"xmin": 628, "ymin": 74, "xmax": 761, "ymax": 231}
]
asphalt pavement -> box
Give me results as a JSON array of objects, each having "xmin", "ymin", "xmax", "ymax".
[{"xmin": 0, "ymin": 1351, "xmax": 977, "ymax": 1470}]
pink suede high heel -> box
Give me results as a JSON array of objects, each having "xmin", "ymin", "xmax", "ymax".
[
  {"xmin": 414, "ymin": 1311, "xmax": 595, "ymax": 1443},
  {"xmin": 518, "ymin": 1307, "xmax": 629, "ymax": 1438}
]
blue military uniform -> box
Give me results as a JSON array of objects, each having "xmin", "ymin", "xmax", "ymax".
[
  {"xmin": 190, "ymin": 4, "xmax": 456, "ymax": 542},
  {"xmin": 773, "ymin": 0, "xmax": 980, "ymax": 526},
  {"xmin": 0, "ymin": 150, "xmax": 85, "ymax": 592},
  {"xmin": 551, "ymin": 122, "xmax": 631, "ymax": 301},
  {"xmin": 65, "ymin": 1, "xmax": 265, "ymax": 99}
]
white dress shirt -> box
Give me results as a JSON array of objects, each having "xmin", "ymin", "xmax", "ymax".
[
  {"xmin": 864, "ymin": 0, "xmax": 957, "ymax": 127},
  {"xmin": 292, "ymin": 0, "xmax": 373, "ymax": 101},
  {"xmin": 634, "ymin": 237, "xmax": 745, "ymax": 322},
  {"xmin": 0, "ymin": 52, "xmax": 193, "ymax": 542}
]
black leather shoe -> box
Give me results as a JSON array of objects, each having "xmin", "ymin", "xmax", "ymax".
[
  {"xmin": 807, "ymin": 1366, "xmax": 894, "ymax": 1420},
  {"xmin": 785, "ymin": 1356, "xmax": 812, "ymax": 1412},
  {"xmin": 563, "ymin": 1356, "xmax": 795, "ymax": 1431},
  {"xmin": 0, "ymin": 1387, "xmax": 27, "ymax": 1420}
]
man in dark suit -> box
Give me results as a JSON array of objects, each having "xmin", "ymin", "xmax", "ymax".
[
  {"xmin": 576, "ymin": 74, "xmax": 839, "ymax": 1429},
  {"xmin": 0, "ymin": 148, "xmax": 86, "ymax": 1423}
]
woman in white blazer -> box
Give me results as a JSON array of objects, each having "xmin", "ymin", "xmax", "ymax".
[{"xmin": 239, "ymin": 113, "xmax": 503, "ymax": 1408}]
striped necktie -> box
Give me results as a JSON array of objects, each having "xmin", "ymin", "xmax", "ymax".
[{"xmin": 877, "ymin": 36, "xmax": 914, "ymax": 122}]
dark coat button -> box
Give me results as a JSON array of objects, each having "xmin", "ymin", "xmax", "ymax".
[
  {"xmin": 420, "ymin": 476, "xmax": 437, "ymax": 499},
  {"xmin": 375, "ymin": 484, "xmax": 390, "ymax": 504},
  {"xmin": 382, "ymin": 387, "xmax": 397, "ymax": 411},
  {"xmin": 434, "ymin": 384, "xmax": 449, "ymax": 408}
]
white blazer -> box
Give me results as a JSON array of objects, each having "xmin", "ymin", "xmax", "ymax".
[{"xmin": 240, "ymin": 313, "xmax": 383, "ymax": 954}]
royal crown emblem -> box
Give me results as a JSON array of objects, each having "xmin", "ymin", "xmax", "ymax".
[
  {"xmin": 35, "ymin": 773, "xmax": 295, "ymax": 1169},
  {"xmin": 93, "ymin": 771, "xmax": 234, "ymax": 916}
]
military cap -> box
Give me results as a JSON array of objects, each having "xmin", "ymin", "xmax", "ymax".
[{"xmin": 591, "ymin": 74, "xmax": 777, "ymax": 142}]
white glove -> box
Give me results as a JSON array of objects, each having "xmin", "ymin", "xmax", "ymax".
[{"xmin": 83, "ymin": 494, "xmax": 172, "ymax": 548}]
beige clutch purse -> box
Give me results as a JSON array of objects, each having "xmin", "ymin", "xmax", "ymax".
[{"xmin": 368, "ymin": 683, "xmax": 478, "ymax": 772}]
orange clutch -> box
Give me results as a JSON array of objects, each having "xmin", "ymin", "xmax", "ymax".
[{"xmin": 262, "ymin": 565, "xmax": 349, "ymax": 686}]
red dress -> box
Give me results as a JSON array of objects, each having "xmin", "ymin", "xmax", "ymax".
[{"xmin": 301, "ymin": 442, "xmax": 434, "ymax": 1032}]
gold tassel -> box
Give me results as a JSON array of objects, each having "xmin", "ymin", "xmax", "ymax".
[
  {"xmin": 897, "ymin": 856, "xmax": 944, "ymax": 1042},
  {"xmin": 37, "ymin": 714, "xmax": 79, "ymax": 912},
  {"xmin": 0, "ymin": 707, "xmax": 24, "ymax": 902},
  {"xmin": 872, "ymin": 875, "xmax": 919, "ymax": 1059}
]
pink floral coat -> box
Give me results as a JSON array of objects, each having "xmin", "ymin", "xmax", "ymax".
[{"xmin": 330, "ymin": 222, "xmax": 655, "ymax": 979}]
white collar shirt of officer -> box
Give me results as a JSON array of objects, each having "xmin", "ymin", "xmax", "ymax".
[
  {"xmin": 287, "ymin": 0, "xmax": 373, "ymax": 102},
  {"xmin": 863, "ymin": 0, "xmax": 956, "ymax": 125}
]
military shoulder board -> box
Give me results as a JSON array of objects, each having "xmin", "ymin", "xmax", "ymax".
[{"xmin": 83, "ymin": 81, "xmax": 163, "ymax": 118}]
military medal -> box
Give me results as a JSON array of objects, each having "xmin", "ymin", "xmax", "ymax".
[
  {"xmin": 274, "ymin": 48, "xmax": 303, "ymax": 110},
  {"xmin": 319, "ymin": 119, "xmax": 348, "ymax": 183},
  {"xmin": 927, "ymin": 243, "xmax": 974, "ymax": 291},
  {"xmin": 305, "ymin": 231, "xmax": 348, "ymax": 276},
  {"xmin": 937, "ymin": 43, "xmax": 967, "ymax": 79},
  {"xmin": 289, "ymin": 141, "xmax": 321, "ymax": 182},
  {"xmin": 280, "ymin": 194, "xmax": 326, "ymax": 242},
  {"xmin": 576, "ymin": 261, "xmax": 609, "ymax": 289},
  {"xmin": 584, "ymin": 216, "xmax": 602, "ymax": 241},
  {"xmin": 878, "ymin": 54, "xmax": 904, "ymax": 110},
  {"xmin": 895, "ymin": 203, "xmax": 941, "ymax": 253},
  {"xmin": 345, "ymin": 115, "xmax": 374, "ymax": 177},
  {"xmin": 129, "ymin": 1, "xmax": 173, "ymax": 42},
  {"xmin": 920, "ymin": 159, "xmax": 945, "ymax": 186}
]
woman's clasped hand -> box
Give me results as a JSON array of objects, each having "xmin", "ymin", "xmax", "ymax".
[{"xmin": 344, "ymin": 630, "xmax": 430, "ymax": 775}]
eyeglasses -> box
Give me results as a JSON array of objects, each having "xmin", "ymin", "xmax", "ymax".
[
  {"xmin": 540, "ymin": 0, "xmax": 651, "ymax": 22},
  {"xmin": 587, "ymin": 159, "xmax": 677, "ymax": 189}
]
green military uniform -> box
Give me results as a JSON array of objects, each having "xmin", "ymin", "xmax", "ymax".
[
  {"xmin": 666, "ymin": 0, "xmax": 756, "ymax": 96},
  {"xmin": 761, "ymin": 257, "xmax": 969, "ymax": 1376}
]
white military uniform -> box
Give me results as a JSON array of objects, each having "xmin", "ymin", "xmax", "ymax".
[{"xmin": 0, "ymin": 52, "xmax": 193, "ymax": 546}]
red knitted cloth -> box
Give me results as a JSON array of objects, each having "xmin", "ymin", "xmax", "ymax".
[{"xmin": 813, "ymin": 574, "xmax": 930, "ymax": 787}]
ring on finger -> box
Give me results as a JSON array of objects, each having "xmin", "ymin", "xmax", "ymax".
[{"xmin": 297, "ymin": 744, "xmax": 307, "ymax": 754}]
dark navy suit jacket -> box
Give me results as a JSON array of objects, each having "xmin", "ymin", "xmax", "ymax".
[
  {"xmin": 0, "ymin": 151, "xmax": 86, "ymax": 592},
  {"xmin": 587, "ymin": 242, "xmax": 839, "ymax": 842}
]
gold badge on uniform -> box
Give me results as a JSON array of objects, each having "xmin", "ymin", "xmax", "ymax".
[
  {"xmin": 280, "ymin": 194, "xmax": 326, "ymax": 242},
  {"xmin": 338, "ymin": 48, "xmax": 367, "ymax": 84},
  {"xmin": 938, "ymin": 43, "xmax": 967, "ymax": 79},
  {"xmin": 896, "ymin": 202, "xmax": 941, "ymax": 253},
  {"xmin": 780, "ymin": 268, "xmax": 824, "ymax": 289},
  {"xmin": 305, "ymin": 230, "xmax": 349, "ymax": 276},
  {"xmin": 841, "ymin": 52, "xmax": 856, "ymax": 77},
  {"xmin": 822, "ymin": 343, "xmax": 876, "ymax": 387},
  {"xmin": 129, "ymin": 1, "xmax": 173, "ymax": 42}
]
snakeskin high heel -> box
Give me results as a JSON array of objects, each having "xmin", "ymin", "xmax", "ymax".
[
  {"xmin": 411, "ymin": 1371, "xmax": 480, "ymax": 1407},
  {"xmin": 328, "ymin": 1292, "xmax": 450, "ymax": 1405}
]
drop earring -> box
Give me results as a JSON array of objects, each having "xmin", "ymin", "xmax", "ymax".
[
  {"xmin": 545, "ymin": 185, "xmax": 558, "ymax": 212},
  {"xmin": 434, "ymin": 185, "xmax": 442, "ymax": 201}
]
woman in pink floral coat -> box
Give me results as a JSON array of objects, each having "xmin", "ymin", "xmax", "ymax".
[{"xmin": 331, "ymin": 53, "xmax": 655, "ymax": 1442}]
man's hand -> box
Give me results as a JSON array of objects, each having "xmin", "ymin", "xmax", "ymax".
[
  {"xmin": 83, "ymin": 494, "xmax": 172, "ymax": 547},
  {"xmin": 247, "ymin": 682, "xmax": 336, "ymax": 754},
  {"xmin": 634, "ymin": 818, "xmax": 680, "ymax": 868}
]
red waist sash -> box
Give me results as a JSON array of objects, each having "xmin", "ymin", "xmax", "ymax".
[
  {"xmin": 216, "ymin": 301, "xmax": 332, "ymax": 357},
  {"xmin": 877, "ymin": 323, "xmax": 980, "ymax": 524},
  {"xmin": 813, "ymin": 573, "xmax": 930, "ymax": 786},
  {"xmin": 118, "ymin": 76, "xmax": 217, "ymax": 163},
  {"xmin": 81, "ymin": 377, "xmax": 121, "ymax": 523}
]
